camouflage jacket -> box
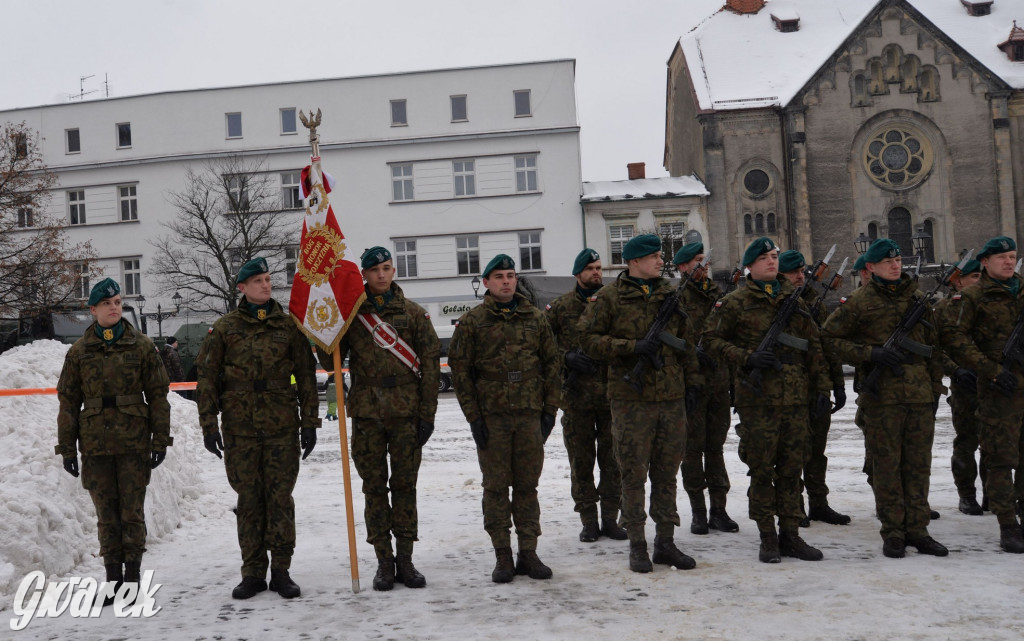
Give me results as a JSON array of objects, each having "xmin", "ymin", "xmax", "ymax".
[
  {"xmin": 449, "ymin": 292, "xmax": 560, "ymax": 422},
  {"xmin": 578, "ymin": 272, "xmax": 702, "ymax": 402},
  {"xmin": 821, "ymin": 274, "xmax": 945, "ymax": 405},
  {"xmin": 940, "ymin": 272, "xmax": 1024, "ymax": 383},
  {"xmin": 703, "ymin": 279, "xmax": 831, "ymax": 407},
  {"xmin": 333, "ymin": 282, "xmax": 440, "ymax": 421},
  {"xmin": 197, "ymin": 297, "xmax": 320, "ymax": 437},
  {"xmin": 682, "ymin": 276, "xmax": 730, "ymax": 391},
  {"xmin": 933, "ymin": 295, "xmax": 970, "ymax": 390},
  {"xmin": 56, "ymin": 320, "xmax": 171, "ymax": 457},
  {"xmin": 160, "ymin": 344, "xmax": 185, "ymax": 382},
  {"xmin": 545, "ymin": 286, "xmax": 608, "ymax": 410}
]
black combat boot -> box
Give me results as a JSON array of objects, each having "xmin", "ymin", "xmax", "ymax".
[
  {"xmin": 600, "ymin": 514, "xmax": 628, "ymax": 540},
  {"xmin": 981, "ymin": 494, "xmax": 989, "ymax": 512},
  {"xmin": 629, "ymin": 540, "xmax": 653, "ymax": 573},
  {"xmin": 515, "ymin": 550, "xmax": 553, "ymax": 580},
  {"xmin": 906, "ymin": 536, "xmax": 948, "ymax": 557},
  {"xmin": 395, "ymin": 554, "xmax": 427, "ymax": 588},
  {"xmin": 882, "ymin": 537, "xmax": 906, "ymax": 559},
  {"xmin": 758, "ymin": 531, "xmax": 781, "ymax": 563},
  {"xmin": 690, "ymin": 510, "xmax": 709, "ymax": 535},
  {"xmin": 798, "ymin": 496, "xmax": 810, "ymax": 528},
  {"xmin": 97, "ymin": 563, "xmax": 123, "ymax": 608},
  {"xmin": 808, "ymin": 504, "xmax": 851, "ymax": 525},
  {"xmin": 958, "ymin": 495, "xmax": 983, "ymax": 516},
  {"xmin": 652, "ymin": 536, "xmax": 696, "ymax": 570},
  {"xmin": 269, "ymin": 569, "xmax": 301, "ymax": 598},
  {"xmin": 373, "ymin": 557, "xmax": 396, "ymax": 591},
  {"xmin": 123, "ymin": 561, "xmax": 141, "ymax": 583},
  {"xmin": 779, "ymin": 530, "xmax": 824, "ymax": 561},
  {"xmin": 708, "ymin": 507, "xmax": 739, "ymax": 532},
  {"xmin": 579, "ymin": 521, "xmax": 601, "ymax": 543},
  {"xmin": 929, "ymin": 509, "xmax": 941, "ymax": 520},
  {"xmin": 492, "ymin": 547, "xmax": 515, "ymax": 583},
  {"xmin": 999, "ymin": 524, "xmax": 1024, "ymax": 554},
  {"xmin": 232, "ymin": 576, "xmax": 268, "ymax": 599}
]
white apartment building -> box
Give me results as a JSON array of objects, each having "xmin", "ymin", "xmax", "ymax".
[{"xmin": 1, "ymin": 59, "xmax": 582, "ymax": 333}]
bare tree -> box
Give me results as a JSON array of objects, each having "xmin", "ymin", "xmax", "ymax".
[
  {"xmin": 0, "ymin": 121, "xmax": 96, "ymax": 318},
  {"xmin": 149, "ymin": 155, "xmax": 299, "ymax": 314}
]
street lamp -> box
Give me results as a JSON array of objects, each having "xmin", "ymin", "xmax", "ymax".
[
  {"xmin": 854, "ymin": 232, "xmax": 872, "ymax": 255},
  {"xmin": 471, "ymin": 275, "xmax": 483, "ymax": 299},
  {"xmin": 912, "ymin": 225, "xmax": 932, "ymax": 260},
  {"xmin": 172, "ymin": 291, "xmax": 183, "ymax": 312},
  {"xmin": 136, "ymin": 295, "xmax": 148, "ymax": 333}
]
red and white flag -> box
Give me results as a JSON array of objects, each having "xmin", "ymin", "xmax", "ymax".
[{"xmin": 289, "ymin": 158, "xmax": 366, "ymax": 352}]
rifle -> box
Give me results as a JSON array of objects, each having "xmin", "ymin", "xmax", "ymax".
[
  {"xmin": 861, "ymin": 250, "xmax": 974, "ymax": 397},
  {"xmin": 623, "ymin": 250, "xmax": 713, "ymax": 393},
  {"xmin": 744, "ymin": 245, "xmax": 836, "ymax": 393},
  {"xmin": 998, "ymin": 304, "xmax": 1024, "ymax": 375},
  {"xmin": 809, "ymin": 256, "xmax": 849, "ymax": 321},
  {"xmin": 561, "ymin": 346, "xmax": 599, "ymax": 393}
]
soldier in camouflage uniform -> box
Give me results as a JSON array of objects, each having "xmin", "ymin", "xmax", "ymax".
[
  {"xmin": 579, "ymin": 234, "xmax": 702, "ymax": 573},
  {"xmin": 197, "ymin": 257, "xmax": 320, "ymax": 599},
  {"xmin": 545, "ymin": 248, "xmax": 626, "ymax": 543},
  {"xmin": 941, "ymin": 237, "xmax": 1024, "ymax": 553},
  {"xmin": 57, "ymin": 278, "xmax": 172, "ymax": 602},
  {"xmin": 449, "ymin": 254, "xmax": 560, "ymax": 583},
  {"xmin": 777, "ymin": 250, "xmax": 850, "ymax": 527},
  {"xmin": 673, "ymin": 242, "xmax": 739, "ymax": 536},
  {"xmin": 822, "ymin": 239, "xmax": 948, "ymax": 559},
  {"xmin": 328, "ymin": 246, "xmax": 440, "ymax": 591},
  {"xmin": 704, "ymin": 238, "xmax": 830, "ymax": 564}
]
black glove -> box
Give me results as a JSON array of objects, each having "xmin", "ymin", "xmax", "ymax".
[
  {"xmin": 540, "ymin": 413, "xmax": 556, "ymax": 443},
  {"xmin": 62, "ymin": 457, "xmax": 79, "ymax": 477},
  {"xmin": 565, "ymin": 350, "xmax": 598, "ymax": 374},
  {"xmin": 416, "ymin": 419, "xmax": 435, "ymax": 448},
  {"xmin": 870, "ymin": 347, "xmax": 904, "ymax": 369},
  {"xmin": 151, "ymin": 451, "xmax": 166, "ymax": 469},
  {"xmin": 993, "ymin": 369, "xmax": 1017, "ymax": 397},
  {"xmin": 812, "ymin": 392, "xmax": 830, "ymax": 418},
  {"xmin": 470, "ymin": 418, "xmax": 488, "ymax": 450},
  {"xmin": 952, "ymin": 368, "xmax": 978, "ymax": 393},
  {"xmin": 696, "ymin": 345, "xmax": 715, "ymax": 369},
  {"xmin": 204, "ymin": 432, "xmax": 224, "ymax": 459},
  {"xmin": 831, "ymin": 384, "xmax": 847, "ymax": 414},
  {"xmin": 685, "ymin": 385, "xmax": 701, "ymax": 414},
  {"xmin": 746, "ymin": 350, "xmax": 779, "ymax": 370},
  {"xmin": 633, "ymin": 338, "xmax": 660, "ymax": 356},
  {"xmin": 300, "ymin": 428, "xmax": 317, "ymax": 460}
]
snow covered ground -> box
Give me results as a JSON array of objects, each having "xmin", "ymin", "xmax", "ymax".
[{"xmin": 1, "ymin": 340, "xmax": 1022, "ymax": 641}]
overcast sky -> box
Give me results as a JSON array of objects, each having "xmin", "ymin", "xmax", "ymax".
[{"xmin": 2, "ymin": 0, "xmax": 724, "ymax": 182}]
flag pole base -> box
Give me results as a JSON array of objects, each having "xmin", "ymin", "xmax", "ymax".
[{"xmin": 352, "ymin": 579, "xmax": 360, "ymax": 594}]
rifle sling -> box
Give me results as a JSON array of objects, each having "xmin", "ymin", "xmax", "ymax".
[{"xmin": 777, "ymin": 332, "xmax": 809, "ymax": 352}]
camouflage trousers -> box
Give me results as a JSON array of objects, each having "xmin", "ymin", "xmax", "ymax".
[
  {"xmin": 352, "ymin": 417, "xmax": 422, "ymax": 558},
  {"xmin": 609, "ymin": 397, "xmax": 686, "ymax": 542},
  {"xmin": 855, "ymin": 403, "xmax": 872, "ymax": 486},
  {"xmin": 81, "ymin": 453, "xmax": 151, "ymax": 565},
  {"xmin": 476, "ymin": 412, "xmax": 545, "ymax": 550},
  {"xmin": 802, "ymin": 404, "xmax": 833, "ymax": 508},
  {"xmin": 734, "ymin": 405, "xmax": 807, "ymax": 533},
  {"xmin": 975, "ymin": 386, "xmax": 1024, "ymax": 525},
  {"xmin": 224, "ymin": 430, "xmax": 299, "ymax": 578},
  {"xmin": 561, "ymin": 406, "xmax": 620, "ymax": 525},
  {"xmin": 680, "ymin": 385, "xmax": 731, "ymax": 509},
  {"xmin": 948, "ymin": 389, "xmax": 987, "ymax": 498},
  {"xmin": 862, "ymin": 403, "xmax": 934, "ymax": 540}
]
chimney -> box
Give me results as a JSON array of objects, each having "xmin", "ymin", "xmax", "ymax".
[
  {"xmin": 725, "ymin": 0, "xmax": 766, "ymax": 14},
  {"xmin": 627, "ymin": 162, "xmax": 646, "ymax": 180}
]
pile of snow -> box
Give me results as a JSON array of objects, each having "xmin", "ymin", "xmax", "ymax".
[{"xmin": 0, "ymin": 340, "xmax": 206, "ymax": 601}]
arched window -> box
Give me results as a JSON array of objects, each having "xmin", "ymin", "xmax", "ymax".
[
  {"xmin": 868, "ymin": 59, "xmax": 886, "ymax": 94},
  {"xmin": 919, "ymin": 66, "xmax": 940, "ymax": 102},
  {"xmin": 743, "ymin": 214, "xmax": 752, "ymax": 235},
  {"xmin": 888, "ymin": 207, "xmax": 913, "ymax": 257},
  {"xmin": 868, "ymin": 221, "xmax": 878, "ymax": 240},
  {"xmin": 883, "ymin": 45, "xmax": 903, "ymax": 83},
  {"xmin": 923, "ymin": 219, "xmax": 935, "ymax": 263},
  {"xmin": 766, "ymin": 212, "xmax": 776, "ymax": 233},
  {"xmin": 755, "ymin": 213, "xmax": 764, "ymax": 233},
  {"xmin": 900, "ymin": 55, "xmax": 920, "ymax": 92}
]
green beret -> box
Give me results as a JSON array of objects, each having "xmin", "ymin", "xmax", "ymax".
[
  {"xmin": 778, "ymin": 250, "xmax": 806, "ymax": 274},
  {"xmin": 236, "ymin": 257, "xmax": 269, "ymax": 284},
  {"xmin": 622, "ymin": 234, "xmax": 662, "ymax": 261},
  {"xmin": 572, "ymin": 248, "xmax": 601, "ymax": 275},
  {"xmin": 741, "ymin": 237, "xmax": 778, "ymax": 267},
  {"xmin": 960, "ymin": 259, "xmax": 981, "ymax": 275},
  {"xmin": 483, "ymin": 253, "xmax": 516, "ymax": 278},
  {"xmin": 977, "ymin": 236, "xmax": 1016, "ymax": 260},
  {"xmin": 87, "ymin": 278, "xmax": 120, "ymax": 306},
  {"xmin": 672, "ymin": 242, "xmax": 703, "ymax": 266},
  {"xmin": 853, "ymin": 254, "xmax": 867, "ymax": 272},
  {"xmin": 863, "ymin": 238, "xmax": 901, "ymax": 264},
  {"xmin": 360, "ymin": 246, "xmax": 392, "ymax": 269}
]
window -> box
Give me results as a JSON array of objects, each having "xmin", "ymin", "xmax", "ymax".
[
  {"xmin": 122, "ymin": 259, "xmax": 141, "ymax": 296},
  {"xmin": 285, "ymin": 246, "xmax": 299, "ymax": 285},
  {"xmin": 450, "ymin": 95, "xmax": 467, "ymax": 122},
  {"xmin": 391, "ymin": 99, "xmax": 407, "ymax": 126},
  {"xmin": 225, "ymin": 176, "xmax": 250, "ymax": 210},
  {"xmin": 68, "ymin": 190, "xmax": 86, "ymax": 225},
  {"xmin": 17, "ymin": 208, "xmax": 33, "ymax": 228},
  {"xmin": 280, "ymin": 108, "xmax": 297, "ymax": 135},
  {"xmin": 513, "ymin": 90, "xmax": 532, "ymax": 117},
  {"xmin": 74, "ymin": 264, "xmax": 90, "ymax": 300},
  {"xmin": 226, "ymin": 113, "xmax": 242, "ymax": 139},
  {"xmin": 281, "ymin": 172, "xmax": 302, "ymax": 209},
  {"xmin": 743, "ymin": 169, "xmax": 771, "ymax": 197},
  {"xmin": 66, "ymin": 128, "xmax": 80, "ymax": 154},
  {"xmin": 117, "ymin": 185, "xmax": 138, "ymax": 221},
  {"xmin": 923, "ymin": 219, "xmax": 936, "ymax": 263},
  {"xmin": 888, "ymin": 207, "xmax": 913, "ymax": 257},
  {"xmin": 659, "ymin": 221, "xmax": 685, "ymax": 258},
  {"xmin": 392, "ymin": 164, "xmax": 414, "ymax": 201},
  {"xmin": 609, "ymin": 224, "xmax": 635, "ymax": 265},
  {"xmin": 766, "ymin": 212, "xmax": 777, "ymax": 233},
  {"xmin": 515, "ymin": 155, "xmax": 538, "ymax": 192},
  {"xmin": 755, "ymin": 213, "xmax": 765, "ymax": 233},
  {"xmin": 13, "ymin": 132, "xmax": 27, "ymax": 159},
  {"xmin": 394, "ymin": 239, "xmax": 418, "ymax": 278},
  {"xmin": 744, "ymin": 213, "xmax": 753, "ymax": 235},
  {"xmin": 519, "ymin": 232, "xmax": 542, "ymax": 271},
  {"xmin": 453, "ymin": 160, "xmax": 475, "ymax": 196},
  {"xmin": 863, "ymin": 125, "xmax": 933, "ymax": 190},
  {"xmin": 116, "ymin": 123, "xmax": 131, "ymax": 148},
  {"xmin": 456, "ymin": 236, "xmax": 480, "ymax": 275},
  {"xmin": 868, "ymin": 222, "xmax": 879, "ymax": 240}
]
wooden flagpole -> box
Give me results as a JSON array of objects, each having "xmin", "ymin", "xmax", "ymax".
[{"xmin": 333, "ymin": 349, "xmax": 360, "ymax": 593}]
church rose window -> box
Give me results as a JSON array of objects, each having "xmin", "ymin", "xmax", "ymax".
[
  {"xmin": 863, "ymin": 125, "xmax": 932, "ymax": 190},
  {"xmin": 743, "ymin": 169, "xmax": 770, "ymax": 196}
]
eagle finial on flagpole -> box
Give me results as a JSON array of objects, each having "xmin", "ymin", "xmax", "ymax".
[{"xmin": 299, "ymin": 108, "xmax": 322, "ymax": 157}]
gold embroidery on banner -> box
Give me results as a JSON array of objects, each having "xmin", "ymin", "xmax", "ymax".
[
  {"xmin": 307, "ymin": 297, "xmax": 341, "ymax": 332},
  {"xmin": 297, "ymin": 223, "xmax": 347, "ymax": 288}
]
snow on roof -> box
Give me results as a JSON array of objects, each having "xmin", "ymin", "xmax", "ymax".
[
  {"xmin": 581, "ymin": 174, "xmax": 710, "ymax": 202},
  {"xmin": 681, "ymin": 0, "xmax": 1024, "ymax": 112}
]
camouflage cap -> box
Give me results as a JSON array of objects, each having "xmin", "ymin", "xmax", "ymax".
[
  {"xmin": 741, "ymin": 237, "xmax": 777, "ymax": 267},
  {"xmin": 87, "ymin": 278, "xmax": 120, "ymax": 306},
  {"xmin": 572, "ymin": 248, "xmax": 600, "ymax": 275},
  {"xmin": 483, "ymin": 253, "xmax": 516, "ymax": 278},
  {"xmin": 778, "ymin": 250, "xmax": 806, "ymax": 274},
  {"xmin": 236, "ymin": 257, "xmax": 269, "ymax": 284},
  {"xmin": 977, "ymin": 236, "xmax": 1016, "ymax": 260},
  {"xmin": 360, "ymin": 246, "xmax": 392, "ymax": 269},
  {"xmin": 863, "ymin": 238, "xmax": 901, "ymax": 264},
  {"xmin": 672, "ymin": 242, "xmax": 703, "ymax": 266},
  {"xmin": 621, "ymin": 234, "xmax": 662, "ymax": 261}
]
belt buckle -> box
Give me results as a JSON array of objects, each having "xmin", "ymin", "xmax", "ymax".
[
  {"xmin": 253, "ymin": 380, "xmax": 268, "ymax": 392},
  {"xmin": 508, "ymin": 371, "xmax": 522, "ymax": 383}
]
